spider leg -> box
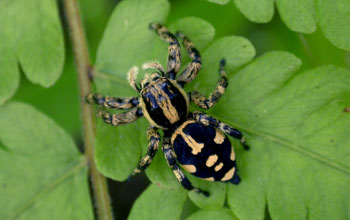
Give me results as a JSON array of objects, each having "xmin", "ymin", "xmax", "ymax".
[
  {"xmin": 189, "ymin": 59, "xmax": 227, "ymax": 109},
  {"xmin": 176, "ymin": 31, "xmax": 201, "ymax": 85},
  {"xmin": 162, "ymin": 136, "xmax": 209, "ymax": 196},
  {"xmin": 86, "ymin": 93, "xmax": 139, "ymax": 110},
  {"xmin": 142, "ymin": 61, "xmax": 165, "ymax": 76},
  {"xmin": 128, "ymin": 66, "xmax": 141, "ymax": 92},
  {"xmin": 150, "ymin": 23, "xmax": 181, "ymax": 79},
  {"xmin": 131, "ymin": 127, "xmax": 160, "ymax": 175},
  {"xmin": 97, "ymin": 108, "xmax": 143, "ymax": 127},
  {"xmin": 193, "ymin": 111, "xmax": 249, "ymax": 150}
]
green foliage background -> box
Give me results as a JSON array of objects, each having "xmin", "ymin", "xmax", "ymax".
[{"xmin": 0, "ymin": 0, "xmax": 349, "ymax": 219}]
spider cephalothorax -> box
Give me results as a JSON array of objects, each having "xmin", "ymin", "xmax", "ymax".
[
  {"xmin": 87, "ymin": 23, "xmax": 248, "ymax": 196},
  {"xmin": 138, "ymin": 68, "xmax": 190, "ymax": 130}
]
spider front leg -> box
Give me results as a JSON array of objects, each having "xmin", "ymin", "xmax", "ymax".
[
  {"xmin": 176, "ymin": 32, "xmax": 201, "ymax": 85},
  {"xmin": 162, "ymin": 136, "xmax": 209, "ymax": 197},
  {"xmin": 150, "ymin": 23, "xmax": 181, "ymax": 79},
  {"xmin": 97, "ymin": 108, "xmax": 143, "ymax": 127},
  {"xmin": 86, "ymin": 93, "xmax": 139, "ymax": 109},
  {"xmin": 131, "ymin": 127, "xmax": 160, "ymax": 175},
  {"xmin": 193, "ymin": 111, "xmax": 249, "ymax": 150},
  {"xmin": 190, "ymin": 59, "xmax": 227, "ymax": 109}
]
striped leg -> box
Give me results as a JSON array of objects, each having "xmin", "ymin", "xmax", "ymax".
[
  {"xmin": 97, "ymin": 108, "xmax": 142, "ymax": 127},
  {"xmin": 150, "ymin": 23, "xmax": 181, "ymax": 79},
  {"xmin": 127, "ymin": 66, "xmax": 141, "ymax": 92},
  {"xmin": 190, "ymin": 59, "xmax": 227, "ymax": 109},
  {"xmin": 131, "ymin": 127, "xmax": 160, "ymax": 175},
  {"xmin": 176, "ymin": 32, "xmax": 201, "ymax": 85},
  {"xmin": 163, "ymin": 137, "xmax": 209, "ymax": 196},
  {"xmin": 86, "ymin": 93, "xmax": 139, "ymax": 109},
  {"xmin": 142, "ymin": 61, "xmax": 165, "ymax": 75},
  {"xmin": 193, "ymin": 111, "xmax": 249, "ymax": 150}
]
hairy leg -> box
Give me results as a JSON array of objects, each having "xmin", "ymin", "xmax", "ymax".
[
  {"xmin": 190, "ymin": 59, "xmax": 227, "ymax": 109},
  {"xmin": 142, "ymin": 61, "xmax": 165, "ymax": 76},
  {"xmin": 127, "ymin": 66, "xmax": 141, "ymax": 92},
  {"xmin": 176, "ymin": 32, "xmax": 201, "ymax": 85},
  {"xmin": 150, "ymin": 23, "xmax": 181, "ymax": 79},
  {"xmin": 86, "ymin": 93, "xmax": 139, "ymax": 109},
  {"xmin": 193, "ymin": 111, "xmax": 249, "ymax": 150},
  {"xmin": 131, "ymin": 127, "xmax": 160, "ymax": 175},
  {"xmin": 97, "ymin": 108, "xmax": 143, "ymax": 127},
  {"xmin": 162, "ymin": 136, "xmax": 209, "ymax": 196}
]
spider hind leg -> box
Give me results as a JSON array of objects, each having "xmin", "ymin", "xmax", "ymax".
[
  {"xmin": 193, "ymin": 111, "xmax": 249, "ymax": 150},
  {"xmin": 163, "ymin": 137, "xmax": 209, "ymax": 197},
  {"xmin": 229, "ymin": 172, "xmax": 241, "ymax": 185}
]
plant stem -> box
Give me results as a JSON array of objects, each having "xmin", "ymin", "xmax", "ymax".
[{"xmin": 62, "ymin": 0, "xmax": 113, "ymax": 219}]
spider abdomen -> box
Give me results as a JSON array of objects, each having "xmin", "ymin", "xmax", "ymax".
[
  {"xmin": 140, "ymin": 77, "xmax": 189, "ymax": 129},
  {"xmin": 171, "ymin": 120, "xmax": 240, "ymax": 183}
]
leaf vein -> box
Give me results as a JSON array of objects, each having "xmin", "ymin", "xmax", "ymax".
[
  {"xmin": 5, "ymin": 156, "xmax": 87, "ymax": 220},
  {"xmin": 222, "ymin": 118, "xmax": 350, "ymax": 176}
]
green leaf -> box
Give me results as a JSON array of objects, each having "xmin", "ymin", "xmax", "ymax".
[
  {"xmin": 128, "ymin": 184, "xmax": 187, "ymax": 220},
  {"xmin": 208, "ymin": 52, "xmax": 350, "ymax": 220},
  {"xmin": 94, "ymin": 118, "xmax": 146, "ymax": 180},
  {"xmin": 145, "ymin": 143, "xmax": 182, "ymax": 189},
  {"xmin": 0, "ymin": 0, "xmax": 64, "ymax": 89},
  {"xmin": 316, "ymin": 0, "xmax": 350, "ymax": 50},
  {"xmin": 186, "ymin": 208, "xmax": 238, "ymax": 220},
  {"xmin": 209, "ymin": 0, "xmax": 350, "ymax": 50},
  {"xmin": 95, "ymin": 0, "xmax": 170, "ymax": 73},
  {"xmin": 233, "ymin": 0, "xmax": 274, "ymax": 23},
  {"xmin": 0, "ymin": 102, "xmax": 93, "ymax": 219},
  {"xmin": 169, "ymin": 17, "xmax": 215, "ymax": 51},
  {"xmin": 276, "ymin": 0, "xmax": 316, "ymax": 33},
  {"xmin": 0, "ymin": 23, "xmax": 19, "ymax": 105},
  {"xmin": 187, "ymin": 176, "xmax": 227, "ymax": 210},
  {"xmin": 207, "ymin": 0, "xmax": 230, "ymax": 5},
  {"xmin": 186, "ymin": 36, "xmax": 256, "ymax": 95},
  {"xmin": 13, "ymin": 58, "xmax": 81, "ymax": 136},
  {"xmin": 234, "ymin": 0, "xmax": 317, "ymax": 33}
]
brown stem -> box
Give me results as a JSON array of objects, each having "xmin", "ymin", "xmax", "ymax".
[{"xmin": 62, "ymin": 0, "xmax": 113, "ymax": 219}]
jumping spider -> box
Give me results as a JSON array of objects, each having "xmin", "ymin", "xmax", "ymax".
[{"xmin": 87, "ymin": 23, "xmax": 248, "ymax": 196}]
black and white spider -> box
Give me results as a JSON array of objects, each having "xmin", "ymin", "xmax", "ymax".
[{"xmin": 87, "ymin": 23, "xmax": 248, "ymax": 196}]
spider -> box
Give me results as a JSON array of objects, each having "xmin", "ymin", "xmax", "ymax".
[{"xmin": 86, "ymin": 23, "xmax": 249, "ymax": 196}]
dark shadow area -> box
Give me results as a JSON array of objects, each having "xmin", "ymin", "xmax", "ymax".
[{"xmin": 108, "ymin": 172, "xmax": 151, "ymax": 220}]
